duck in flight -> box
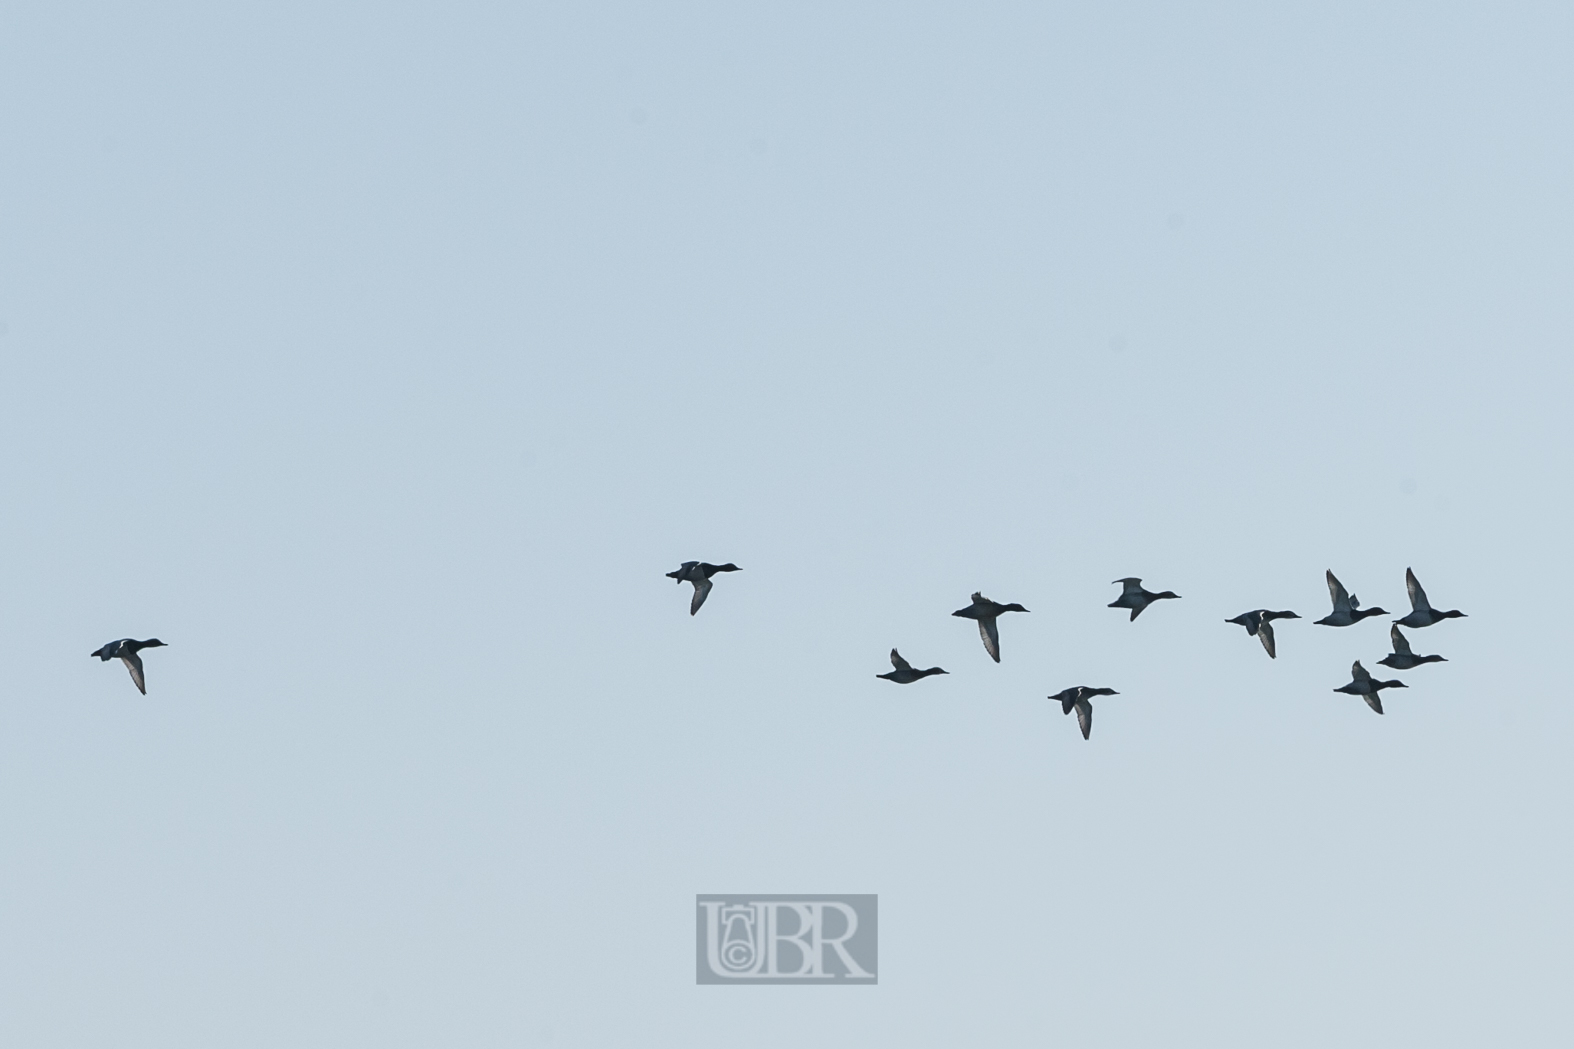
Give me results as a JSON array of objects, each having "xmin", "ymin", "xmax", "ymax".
[
  {"xmin": 1108, "ymin": 578, "xmax": 1180, "ymax": 621},
  {"xmin": 1225, "ymin": 609, "xmax": 1300, "ymax": 659},
  {"xmin": 1377, "ymin": 623, "xmax": 1446, "ymax": 670},
  {"xmin": 1313, "ymin": 571, "xmax": 1388, "ymax": 627},
  {"xmin": 875, "ymin": 649, "xmax": 948, "ymax": 684},
  {"xmin": 1049, "ymin": 686, "xmax": 1119, "ymax": 740},
  {"xmin": 91, "ymin": 638, "xmax": 167, "ymax": 695},
  {"xmin": 951, "ymin": 592, "xmax": 1029, "ymax": 662},
  {"xmin": 1395, "ymin": 568, "xmax": 1466, "ymax": 629},
  {"xmin": 665, "ymin": 561, "xmax": 741, "ymax": 615},
  {"xmin": 1333, "ymin": 660, "xmax": 1406, "ymax": 714}
]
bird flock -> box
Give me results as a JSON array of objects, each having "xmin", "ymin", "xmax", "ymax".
[
  {"xmin": 658, "ymin": 561, "xmax": 1467, "ymax": 740},
  {"xmin": 88, "ymin": 562, "xmax": 1466, "ymax": 737}
]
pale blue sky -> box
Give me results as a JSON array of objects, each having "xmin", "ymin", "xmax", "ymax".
[{"xmin": 2, "ymin": 2, "xmax": 1572, "ymax": 1046}]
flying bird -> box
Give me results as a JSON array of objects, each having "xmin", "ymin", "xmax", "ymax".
[
  {"xmin": 1049, "ymin": 685, "xmax": 1119, "ymax": 740},
  {"xmin": 1377, "ymin": 623, "xmax": 1447, "ymax": 670},
  {"xmin": 1225, "ymin": 609, "xmax": 1301, "ymax": 659},
  {"xmin": 1108, "ymin": 578, "xmax": 1180, "ymax": 621},
  {"xmin": 1314, "ymin": 571, "xmax": 1388, "ymax": 627},
  {"xmin": 951, "ymin": 592, "xmax": 1029, "ymax": 662},
  {"xmin": 91, "ymin": 638, "xmax": 167, "ymax": 695},
  {"xmin": 1332, "ymin": 660, "xmax": 1406, "ymax": 714},
  {"xmin": 1394, "ymin": 568, "xmax": 1466, "ymax": 629},
  {"xmin": 875, "ymin": 649, "xmax": 948, "ymax": 684},
  {"xmin": 665, "ymin": 561, "xmax": 740, "ymax": 615}
]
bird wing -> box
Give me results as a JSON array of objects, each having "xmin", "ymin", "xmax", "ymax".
[
  {"xmin": 1128, "ymin": 601, "xmax": 1145, "ymax": 622},
  {"xmin": 120, "ymin": 652, "xmax": 147, "ymax": 694},
  {"xmin": 1258, "ymin": 620, "xmax": 1277, "ymax": 659},
  {"xmin": 1406, "ymin": 568, "xmax": 1431, "ymax": 612},
  {"xmin": 1075, "ymin": 698, "xmax": 1093, "ymax": 739},
  {"xmin": 1118, "ymin": 578, "xmax": 1143, "ymax": 597},
  {"xmin": 1350, "ymin": 660, "xmax": 1371, "ymax": 683},
  {"xmin": 1326, "ymin": 571, "xmax": 1352, "ymax": 613},
  {"xmin": 889, "ymin": 649, "xmax": 913, "ymax": 673},
  {"xmin": 978, "ymin": 617, "xmax": 1001, "ymax": 662},
  {"xmin": 1364, "ymin": 693, "xmax": 1384, "ymax": 715},
  {"xmin": 1389, "ymin": 623, "xmax": 1413, "ymax": 656},
  {"xmin": 689, "ymin": 576, "xmax": 713, "ymax": 615}
]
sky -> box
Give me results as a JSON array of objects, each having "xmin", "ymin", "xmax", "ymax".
[{"xmin": 1, "ymin": 1, "xmax": 1572, "ymax": 1046}]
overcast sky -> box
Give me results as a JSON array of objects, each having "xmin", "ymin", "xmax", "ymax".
[{"xmin": 2, "ymin": 2, "xmax": 1572, "ymax": 1046}]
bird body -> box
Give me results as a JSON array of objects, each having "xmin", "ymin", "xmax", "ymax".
[
  {"xmin": 1378, "ymin": 623, "xmax": 1446, "ymax": 670},
  {"xmin": 875, "ymin": 648, "xmax": 948, "ymax": 684},
  {"xmin": 91, "ymin": 638, "xmax": 166, "ymax": 695},
  {"xmin": 951, "ymin": 592, "xmax": 1029, "ymax": 662},
  {"xmin": 1395, "ymin": 567, "xmax": 1466, "ymax": 628},
  {"xmin": 1108, "ymin": 578, "xmax": 1180, "ymax": 621},
  {"xmin": 1314, "ymin": 571, "xmax": 1388, "ymax": 627},
  {"xmin": 1333, "ymin": 660, "xmax": 1406, "ymax": 714},
  {"xmin": 1048, "ymin": 686, "xmax": 1119, "ymax": 739},
  {"xmin": 1225, "ymin": 609, "xmax": 1300, "ymax": 659},
  {"xmin": 666, "ymin": 561, "xmax": 740, "ymax": 615}
]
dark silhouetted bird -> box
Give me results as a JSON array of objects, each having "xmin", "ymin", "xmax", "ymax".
[
  {"xmin": 1378, "ymin": 623, "xmax": 1447, "ymax": 670},
  {"xmin": 1333, "ymin": 660, "xmax": 1406, "ymax": 714},
  {"xmin": 1394, "ymin": 568, "xmax": 1466, "ymax": 628},
  {"xmin": 875, "ymin": 649, "xmax": 948, "ymax": 684},
  {"xmin": 1108, "ymin": 578, "xmax": 1180, "ymax": 621},
  {"xmin": 91, "ymin": 638, "xmax": 167, "ymax": 695},
  {"xmin": 1314, "ymin": 571, "xmax": 1388, "ymax": 627},
  {"xmin": 951, "ymin": 592, "xmax": 1029, "ymax": 662},
  {"xmin": 1225, "ymin": 609, "xmax": 1300, "ymax": 659},
  {"xmin": 1049, "ymin": 686, "xmax": 1119, "ymax": 740},
  {"xmin": 666, "ymin": 561, "xmax": 740, "ymax": 615}
]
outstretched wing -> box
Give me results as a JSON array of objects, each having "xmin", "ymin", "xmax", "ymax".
[
  {"xmin": 889, "ymin": 649, "xmax": 913, "ymax": 673},
  {"xmin": 1389, "ymin": 623, "xmax": 1413, "ymax": 656},
  {"xmin": 689, "ymin": 576, "xmax": 713, "ymax": 615},
  {"xmin": 1406, "ymin": 568, "xmax": 1431, "ymax": 612},
  {"xmin": 1258, "ymin": 620, "xmax": 1277, "ymax": 659},
  {"xmin": 1118, "ymin": 578, "xmax": 1144, "ymax": 597},
  {"xmin": 1326, "ymin": 571, "xmax": 1352, "ymax": 614},
  {"xmin": 1364, "ymin": 693, "xmax": 1384, "ymax": 715},
  {"xmin": 1350, "ymin": 660, "xmax": 1371, "ymax": 683},
  {"xmin": 1075, "ymin": 698, "xmax": 1093, "ymax": 739},
  {"xmin": 978, "ymin": 617, "xmax": 1001, "ymax": 662},
  {"xmin": 120, "ymin": 652, "xmax": 147, "ymax": 695}
]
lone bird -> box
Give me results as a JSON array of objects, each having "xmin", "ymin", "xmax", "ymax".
[
  {"xmin": 1333, "ymin": 660, "xmax": 1406, "ymax": 714},
  {"xmin": 1225, "ymin": 609, "xmax": 1301, "ymax": 659},
  {"xmin": 665, "ymin": 561, "xmax": 740, "ymax": 615},
  {"xmin": 1378, "ymin": 623, "xmax": 1447, "ymax": 670},
  {"xmin": 875, "ymin": 649, "xmax": 948, "ymax": 684},
  {"xmin": 1314, "ymin": 571, "xmax": 1388, "ymax": 627},
  {"xmin": 1108, "ymin": 578, "xmax": 1180, "ymax": 621},
  {"xmin": 1395, "ymin": 568, "xmax": 1466, "ymax": 629},
  {"xmin": 951, "ymin": 592, "xmax": 1029, "ymax": 662},
  {"xmin": 91, "ymin": 638, "xmax": 167, "ymax": 695},
  {"xmin": 1049, "ymin": 685, "xmax": 1119, "ymax": 740}
]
